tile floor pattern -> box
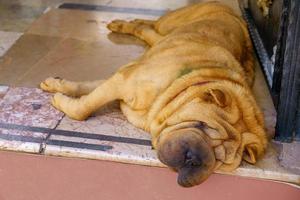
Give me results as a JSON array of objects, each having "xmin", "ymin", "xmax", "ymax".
[
  {"xmin": 0, "ymin": 85, "xmax": 159, "ymax": 165},
  {"xmin": 0, "ymin": 86, "xmax": 298, "ymax": 184},
  {"xmin": 0, "ymin": 0, "xmax": 299, "ymax": 185},
  {"xmin": 0, "ymin": 87, "xmax": 64, "ymax": 153}
]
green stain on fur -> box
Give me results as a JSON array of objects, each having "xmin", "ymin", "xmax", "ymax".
[{"xmin": 178, "ymin": 67, "xmax": 193, "ymax": 78}]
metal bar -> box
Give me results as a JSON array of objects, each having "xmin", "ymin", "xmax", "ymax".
[
  {"xmin": 240, "ymin": 7, "xmax": 274, "ymax": 88},
  {"xmin": 272, "ymin": 0, "xmax": 289, "ymax": 107},
  {"xmin": 274, "ymin": 0, "xmax": 300, "ymax": 142}
]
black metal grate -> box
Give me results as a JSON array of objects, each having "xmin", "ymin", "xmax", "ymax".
[
  {"xmin": 240, "ymin": 8, "xmax": 274, "ymax": 87},
  {"xmin": 240, "ymin": 0, "xmax": 300, "ymax": 142}
]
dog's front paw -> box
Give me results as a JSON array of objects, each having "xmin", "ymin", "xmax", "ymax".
[
  {"xmin": 107, "ymin": 20, "xmax": 128, "ymax": 32},
  {"xmin": 51, "ymin": 92, "xmax": 64, "ymax": 111},
  {"xmin": 40, "ymin": 77, "xmax": 62, "ymax": 93},
  {"xmin": 52, "ymin": 93, "xmax": 89, "ymax": 121}
]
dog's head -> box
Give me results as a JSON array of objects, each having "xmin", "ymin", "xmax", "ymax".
[{"xmin": 157, "ymin": 127, "xmax": 215, "ymax": 187}]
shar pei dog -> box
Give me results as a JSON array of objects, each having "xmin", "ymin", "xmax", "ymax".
[{"xmin": 40, "ymin": 2, "xmax": 267, "ymax": 187}]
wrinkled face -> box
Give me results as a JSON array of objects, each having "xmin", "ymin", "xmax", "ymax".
[{"xmin": 157, "ymin": 128, "xmax": 215, "ymax": 187}]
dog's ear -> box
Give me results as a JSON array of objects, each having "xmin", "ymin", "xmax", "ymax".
[
  {"xmin": 241, "ymin": 132, "xmax": 265, "ymax": 164},
  {"xmin": 204, "ymin": 89, "xmax": 229, "ymax": 107},
  {"xmin": 244, "ymin": 145, "xmax": 257, "ymax": 163}
]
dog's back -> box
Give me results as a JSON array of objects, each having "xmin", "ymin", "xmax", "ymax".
[{"xmin": 117, "ymin": 2, "xmax": 254, "ymax": 111}]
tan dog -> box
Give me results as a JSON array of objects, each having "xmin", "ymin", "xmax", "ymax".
[{"xmin": 40, "ymin": 2, "xmax": 267, "ymax": 187}]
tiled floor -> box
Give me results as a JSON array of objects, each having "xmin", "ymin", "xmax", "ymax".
[
  {"xmin": 0, "ymin": 31, "xmax": 22, "ymax": 57},
  {"xmin": 0, "ymin": 0, "xmax": 242, "ymax": 87},
  {"xmin": 14, "ymin": 37, "xmax": 145, "ymax": 86},
  {"xmin": 0, "ymin": 87, "xmax": 63, "ymax": 153},
  {"xmin": 0, "ymin": 0, "xmax": 299, "ymax": 186},
  {"xmin": 0, "ymin": 34, "xmax": 61, "ymax": 86},
  {"xmin": 0, "ymin": 1, "xmax": 46, "ymax": 32},
  {"xmin": 0, "ymin": 7, "xmax": 156, "ymax": 86}
]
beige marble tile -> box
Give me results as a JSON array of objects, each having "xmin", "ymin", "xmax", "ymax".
[
  {"xmin": 0, "ymin": 0, "xmax": 241, "ymax": 34},
  {"xmin": 45, "ymin": 134, "xmax": 159, "ymax": 167},
  {"xmin": 15, "ymin": 36, "xmax": 145, "ymax": 87},
  {"xmin": 0, "ymin": 34, "xmax": 62, "ymax": 86},
  {"xmin": 27, "ymin": 9, "xmax": 157, "ymax": 41},
  {"xmin": 1, "ymin": 8, "xmax": 156, "ymax": 87},
  {"xmin": 0, "ymin": 31, "xmax": 23, "ymax": 57},
  {"xmin": 0, "ymin": 1, "xmax": 46, "ymax": 32},
  {"xmin": 57, "ymin": 102, "xmax": 151, "ymax": 140}
]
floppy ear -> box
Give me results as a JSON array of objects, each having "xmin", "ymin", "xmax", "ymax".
[
  {"xmin": 204, "ymin": 89, "xmax": 229, "ymax": 107},
  {"xmin": 244, "ymin": 144, "xmax": 257, "ymax": 163},
  {"xmin": 241, "ymin": 132, "xmax": 264, "ymax": 164}
]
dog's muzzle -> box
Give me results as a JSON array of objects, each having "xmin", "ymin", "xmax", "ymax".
[{"xmin": 157, "ymin": 128, "xmax": 215, "ymax": 187}]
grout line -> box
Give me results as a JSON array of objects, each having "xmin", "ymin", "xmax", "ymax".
[
  {"xmin": 39, "ymin": 113, "xmax": 65, "ymax": 154},
  {"xmin": 38, "ymin": 132, "xmax": 50, "ymax": 154},
  {"xmin": 39, "ymin": 103, "xmax": 66, "ymax": 154}
]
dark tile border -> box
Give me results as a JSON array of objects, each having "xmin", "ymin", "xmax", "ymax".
[
  {"xmin": 0, "ymin": 133, "xmax": 43, "ymax": 143},
  {"xmin": 59, "ymin": 3, "xmax": 167, "ymax": 16},
  {"xmin": 0, "ymin": 122, "xmax": 152, "ymax": 147},
  {"xmin": 47, "ymin": 139, "xmax": 113, "ymax": 151}
]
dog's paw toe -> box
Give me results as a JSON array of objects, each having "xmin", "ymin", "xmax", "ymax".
[
  {"xmin": 40, "ymin": 77, "xmax": 60, "ymax": 93},
  {"xmin": 40, "ymin": 82, "xmax": 49, "ymax": 91},
  {"xmin": 107, "ymin": 20, "xmax": 127, "ymax": 32},
  {"xmin": 51, "ymin": 93, "xmax": 63, "ymax": 110}
]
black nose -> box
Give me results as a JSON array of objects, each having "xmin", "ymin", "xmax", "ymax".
[{"xmin": 185, "ymin": 150, "xmax": 202, "ymax": 166}]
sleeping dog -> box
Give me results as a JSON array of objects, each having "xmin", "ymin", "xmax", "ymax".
[{"xmin": 40, "ymin": 2, "xmax": 267, "ymax": 187}]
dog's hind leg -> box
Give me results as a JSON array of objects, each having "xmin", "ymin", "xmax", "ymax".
[
  {"xmin": 40, "ymin": 78, "xmax": 104, "ymax": 97},
  {"xmin": 107, "ymin": 20, "xmax": 163, "ymax": 46},
  {"xmin": 49, "ymin": 74, "xmax": 123, "ymax": 120}
]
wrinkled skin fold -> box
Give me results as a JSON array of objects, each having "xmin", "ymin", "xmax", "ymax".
[{"xmin": 40, "ymin": 2, "xmax": 267, "ymax": 187}]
